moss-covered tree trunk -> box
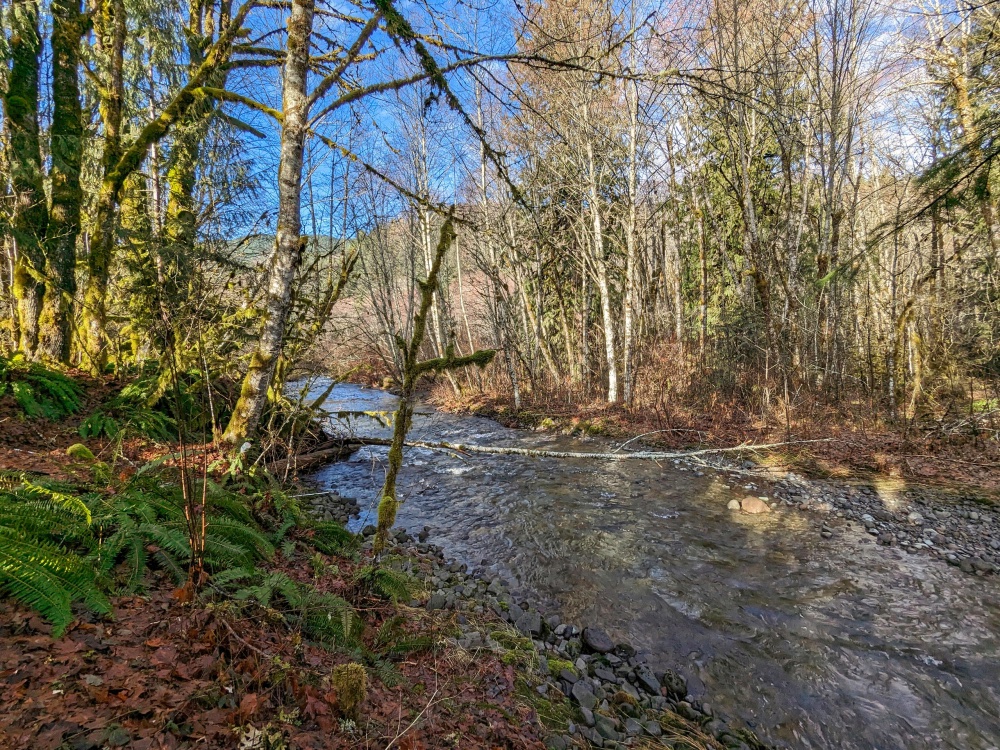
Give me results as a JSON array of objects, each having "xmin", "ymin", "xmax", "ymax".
[
  {"xmin": 79, "ymin": 0, "xmax": 253, "ymax": 374},
  {"xmin": 38, "ymin": 0, "xmax": 86, "ymax": 363},
  {"xmin": 221, "ymin": 0, "xmax": 315, "ymax": 446},
  {"xmin": 373, "ymin": 217, "xmax": 495, "ymax": 554},
  {"xmin": 81, "ymin": 0, "xmax": 126, "ymax": 374},
  {"xmin": 3, "ymin": 0, "xmax": 48, "ymax": 357}
]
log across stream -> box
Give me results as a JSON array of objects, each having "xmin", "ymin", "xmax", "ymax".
[{"xmin": 307, "ymin": 381, "xmax": 1000, "ymax": 750}]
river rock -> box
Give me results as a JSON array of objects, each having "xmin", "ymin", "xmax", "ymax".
[
  {"xmin": 727, "ymin": 499, "xmax": 741, "ymax": 510},
  {"xmin": 582, "ymin": 627, "xmax": 615, "ymax": 654},
  {"xmin": 660, "ymin": 669, "xmax": 687, "ymax": 698},
  {"xmin": 594, "ymin": 667, "xmax": 616, "ymax": 682},
  {"xmin": 907, "ymin": 511, "xmax": 924, "ymax": 525},
  {"xmin": 741, "ymin": 497, "xmax": 771, "ymax": 514},
  {"xmin": 571, "ymin": 681, "xmax": 598, "ymax": 710},
  {"xmin": 516, "ymin": 610, "xmax": 542, "ymax": 636},
  {"xmin": 636, "ymin": 667, "xmax": 660, "ymax": 695},
  {"xmin": 426, "ymin": 593, "xmax": 446, "ymax": 610}
]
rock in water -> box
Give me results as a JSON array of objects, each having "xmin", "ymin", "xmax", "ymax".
[
  {"xmin": 727, "ymin": 499, "xmax": 741, "ymax": 510},
  {"xmin": 741, "ymin": 497, "xmax": 771, "ymax": 514},
  {"xmin": 582, "ymin": 627, "xmax": 615, "ymax": 654}
]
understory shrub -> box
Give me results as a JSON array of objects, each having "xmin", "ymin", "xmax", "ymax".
[{"xmin": 0, "ymin": 355, "xmax": 82, "ymax": 420}]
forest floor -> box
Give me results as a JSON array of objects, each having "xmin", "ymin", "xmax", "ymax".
[
  {"xmin": 429, "ymin": 387, "xmax": 1000, "ymax": 499},
  {"xmin": 0, "ymin": 559, "xmax": 545, "ymax": 750},
  {"xmin": 0, "ymin": 378, "xmax": 551, "ymax": 750}
]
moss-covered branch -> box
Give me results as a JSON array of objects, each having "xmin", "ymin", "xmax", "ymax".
[{"xmin": 373, "ymin": 215, "xmax": 495, "ymax": 554}]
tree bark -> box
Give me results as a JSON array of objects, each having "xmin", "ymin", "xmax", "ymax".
[
  {"xmin": 81, "ymin": 0, "xmax": 126, "ymax": 373},
  {"xmin": 222, "ymin": 0, "xmax": 315, "ymax": 445},
  {"xmin": 3, "ymin": 0, "xmax": 48, "ymax": 357},
  {"xmin": 38, "ymin": 0, "xmax": 85, "ymax": 363}
]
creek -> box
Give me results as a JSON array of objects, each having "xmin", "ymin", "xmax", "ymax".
[{"xmin": 308, "ymin": 381, "xmax": 1000, "ymax": 750}]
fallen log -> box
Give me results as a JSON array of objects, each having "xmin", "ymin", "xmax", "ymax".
[
  {"xmin": 268, "ymin": 441, "xmax": 359, "ymax": 475},
  {"xmin": 345, "ymin": 436, "xmax": 836, "ymax": 461}
]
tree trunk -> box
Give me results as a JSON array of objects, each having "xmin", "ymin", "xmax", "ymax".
[
  {"xmin": 81, "ymin": 0, "xmax": 126, "ymax": 373},
  {"xmin": 585, "ymin": 135, "xmax": 617, "ymax": 403},
  {"xmin": 222, "ymin": 0, "xmax": 314, "ymax": 445},
  {"xmin": 38, "ymin": 0, "xmax": 85, "ymax": 363},
  {"xmin": 3, "ymin": 0, "xmax": 48, "ymax": 357}
]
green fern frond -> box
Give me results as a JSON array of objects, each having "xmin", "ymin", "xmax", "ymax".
[
  {"xmin": 19, "ymin": 481, "xmax": 92, "ymax": 524},
  {"xmin": 0, "ymin": 530, "xmax": 110, "ymax": 635},
  {"xmin": 354, "ymin": 565, "xmax": 415, "ymax": 603},
  {"xmin": 0, "ymin": 355, "xmax": 82, "ymax": 421},
  {"xmin": 308, "ymin": 521, "xmax": 356, "ymax": 556}
]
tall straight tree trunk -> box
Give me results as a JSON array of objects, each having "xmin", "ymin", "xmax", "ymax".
[
  {"xmin": 3, "ymin": 0, "xmax": 48, "ymax": 357},
  {"xmin": 38, "ymin": 0, "xmax": 85, "ymax": 363},
  {"xmin": 585, "ymin": 133, "xmax": 617, "ymax": 403},
  {"xmin": 222, "ymin": 0, "xmax": 314, "ymax": 445},
  {"xmin": 82, "ymin": 0, "xmax": 126, "ymax": 373},
  {"xmin": 622, "ymin": 77, "xmax": 639, "ymax": 404}
]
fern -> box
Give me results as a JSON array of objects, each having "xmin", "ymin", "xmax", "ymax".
[
  {"xmin": 308, "ymin": 521, "xmax": 357, "ymax": 556},
  {"xmin": 0, "ymin": 355, "xmax": 82, "ymax": 420},
  {"xmin": 88, "ymin": 474, "xmax": 276, "ymax": 590},
  {"xmin": 354, "ymin": 565, "xmax": 417, "ymax": 603},
  {"xmin": 0, "ymin": 481, "xmax": 109, "ymax": 635}
]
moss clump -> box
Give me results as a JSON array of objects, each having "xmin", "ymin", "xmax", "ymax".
[
  {"xmin": 612, "ymin": 689, "xmax": 638, "ymax": 707},
  {"xmin": 547, "ymin": 658, "xmax": 576, "ymax": 678},
  {"xmin": 66, "ymin": 443, "xmax": 95, "ymax": 461},
  {"xmin": 514, "ymin": 677, "xmax": 575, "ymax": 732},
  {"xmin": 331, "ymin": 663, "xmax": 367, "ymax": 719}
]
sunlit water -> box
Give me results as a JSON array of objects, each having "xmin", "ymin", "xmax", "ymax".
[{"xmin": 308, "ymin": 382, "xmax": 1000, "ymax": 750}]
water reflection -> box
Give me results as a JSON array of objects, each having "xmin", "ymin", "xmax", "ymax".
[{"xmin": 309, "ymin": 382, "xmax": 1000, "ymax": 750}]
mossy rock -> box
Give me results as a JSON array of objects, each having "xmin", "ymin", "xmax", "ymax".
[
  {"xmin": 547, "ymin": 658, "xmax": 576, "ymax": 678},
  {"xmin": 66, "ymin": 443, "xmax": 95, "ymax": 461}
]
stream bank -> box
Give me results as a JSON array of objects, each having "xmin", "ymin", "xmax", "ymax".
[
  {"xmin": 309, "ymin": 381, "xmax": 1000, "ymax": 750},
  {"xmin": 309, "ymin": 488, "xmax": 769, "ymax": 749}
]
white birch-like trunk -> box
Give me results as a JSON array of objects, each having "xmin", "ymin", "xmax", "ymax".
[{"xmin": 223, "ymin": 0, "xmax": 313, "ymax": 444}]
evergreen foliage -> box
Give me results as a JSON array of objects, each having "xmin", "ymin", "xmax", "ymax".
[
  {"xmin": 0, "ymin": 355, "xmax": 82, "ymax": 420},
  {"xmin": 0, "ymin": 474, "xmax": 108, "ymax": 635}
]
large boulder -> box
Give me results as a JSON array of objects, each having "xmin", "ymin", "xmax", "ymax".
[{"xmin": 582, "ymin": 627, "xmax": 615, "ymax": 654}]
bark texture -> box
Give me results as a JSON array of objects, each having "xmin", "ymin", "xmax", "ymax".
[{"xmin": 222, "ymin": 0, "xmax": 315, "ymax": 445}]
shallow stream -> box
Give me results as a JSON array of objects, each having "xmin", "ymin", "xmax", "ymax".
[{"xmin": 308, "ymin": 382, "xmax": 1000, "ymax": 750}]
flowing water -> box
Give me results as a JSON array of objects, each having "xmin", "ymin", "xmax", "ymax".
[{"xmin": 308, "ymin": 382, "xmax": 1000, "ymax": 750}]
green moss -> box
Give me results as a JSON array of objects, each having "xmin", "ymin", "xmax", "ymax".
[
  {"xmin": 66, "ymin": 443, "xmax": 95, "ymax": 461},
  {"xmin": 547, "ymin": 658, "xmax": 576, "ymax": 678},
  {"xmin": 514, "ymin": 677, "xmax": 576, "ymax": 732}
]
